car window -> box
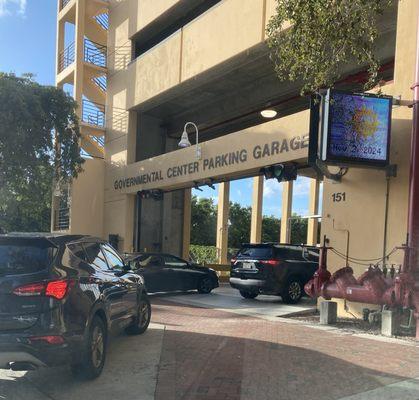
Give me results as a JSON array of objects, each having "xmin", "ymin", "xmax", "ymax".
[
  {"xmin": 83, "ymin": 243, "xmax": 109, "ymax": 271},
  {"xmin": 101, "ymin": 244, "xmax": 125, "ymax": 270},
  {"xmin": 163, "ymin": 255, "xmax": 188, "ymax": 267},
  {"xmin": 68, "ymin": 243, "xmax": 88, "ymax": 262},
  {"xmin": 238, "ymin": 246, "xmax": 273, "ymax": 258},
  {"xmin": 0, "ymin": 241, "xmax": 55, "ymax": 276},
  {"xmin": 134, "ymin": 255, "xmax": 162, "ymax": 268},
  {"xmin": 274, "ymin": 247, "xmax": 302, "ymax": 260}
]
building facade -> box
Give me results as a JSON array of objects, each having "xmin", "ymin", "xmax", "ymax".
[{"xmin": 54, "ymin": 0, "xmax": 419, "ymax": 317}]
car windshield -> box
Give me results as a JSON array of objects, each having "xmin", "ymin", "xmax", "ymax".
[{"xmin": 0, "ymin": 243, "xmax": 54, "ymax": 276}]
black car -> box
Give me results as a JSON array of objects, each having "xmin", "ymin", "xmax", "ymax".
[
  {"xmin": 125, "ymin": 252, "xmax": 219, "ymax": 294},
  {"xmin": 230, "ymin": 243, "xmax": 319, "ymax": 303},
  {"xmin": 0, "ymin": 233, "xmax": 151, "ymax": 379}
]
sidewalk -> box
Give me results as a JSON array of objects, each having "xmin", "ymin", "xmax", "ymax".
[
  {"xmin": 1, "ymin": 297, "xmax": 418, "ymax": 400},
  {"xmin": 152, "ymin": 299, "xmax": 419, "ymax": 400}
]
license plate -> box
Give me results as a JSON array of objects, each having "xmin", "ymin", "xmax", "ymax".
[{"xmin": 242, "ymin": 262, "xmax": 254, "ymax": 269}]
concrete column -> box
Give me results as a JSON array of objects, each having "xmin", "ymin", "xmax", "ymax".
[
  {"xmin": 307, "ymin": 179, "xmax": 320, "ymax": 245},
  {"xmin": 182, "ymin": 188, "xmax": 192, "ymax": 260},
  {"xmin": 216, "ymin": 182, "xmax": 230, "ymax": 264},
  {"xmin": 73, "ymin": 0, "xmax": 86, "ymax": 116},
  {"xmin": 280, "ymin": 181, "xmax": 293, "ymax": 243},
  {"xmin": 250, "ymin": 176, "xmax": 264, "ymax": 243},
  {"xmin": 122, "ymin": 194, "xmax": 136, "ymax": 253}
]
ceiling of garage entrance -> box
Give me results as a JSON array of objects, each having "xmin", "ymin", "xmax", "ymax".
[{"xmin": 133, "ymin": 7, "xmax": 397, "ymax": 142}]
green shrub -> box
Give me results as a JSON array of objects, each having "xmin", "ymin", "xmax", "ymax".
[{"xmin": 190, "ymin": 245, "xmax": 239, "ymax": 265}]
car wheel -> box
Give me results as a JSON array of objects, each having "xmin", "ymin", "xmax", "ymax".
[
  {"xmin": 239, "ymin": 290, "xmax": 258, "ymax": 299},
  {"xmin": 126, "ymin": 295, "xmax": 151, "ymax": 335},
  {"xmin": 282, "ymin": 278, "xmax": 303, "ymax": 304},
  {"xmin": 71, "ymin": 316, "xmax": 107, "ymax": 380},
  {"xmin": 197, "ymin": 277, "xmax": 213, "ymax": 294}
]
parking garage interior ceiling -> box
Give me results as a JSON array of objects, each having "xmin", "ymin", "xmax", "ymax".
[{"xmin": 134, "ymin": 8, "xmax": 397, "ymax": 142}]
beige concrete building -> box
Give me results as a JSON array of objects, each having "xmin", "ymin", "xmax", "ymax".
[{"xmin": 54, "ymin": 0, "xmax": 419, "ymax": 317}]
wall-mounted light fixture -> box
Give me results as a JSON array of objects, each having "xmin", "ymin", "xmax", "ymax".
[{"xmin": 178, "ymin": 122, "xmax": 202, "ymax": 159}]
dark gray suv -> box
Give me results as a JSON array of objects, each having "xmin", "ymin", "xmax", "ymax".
[
  {"xmin": 230, "ymin": 243, "xmax": 319, "ymax": 303},
  {"xmin": 0, "ymin": 233, "xmax": 151, "ymax": 379}
]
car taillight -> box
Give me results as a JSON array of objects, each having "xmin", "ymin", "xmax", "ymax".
[
  {"xmin": 260, "ymin": 259, "xmax": 281, "ymax": 266},
  {"xmin": 29, "ymin": 335, "xmax": 65, "ymax": 345},
  {"xmin": 13, "ymin": 282, "xmax": 46, "ymax": 297},
  {"xmin": 46, "ymin": 280, "xmax": 70, "ymax": 300},
  {"xmin": 13, "ymin": 280, "xmax": 71, "ymax": 300}
]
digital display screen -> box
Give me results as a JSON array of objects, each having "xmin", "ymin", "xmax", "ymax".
[{"xmin": 323, "ymin": 90, "xmax": 392, "ymax": 166}]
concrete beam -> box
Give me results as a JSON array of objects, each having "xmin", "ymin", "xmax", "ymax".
[
  {"xmin": 250, "ymin": 176, "xmax": 264, "ymax": 243},
  {"xmin": 216, "ymin": 182, "xmax": 230, "ymax": 264}
]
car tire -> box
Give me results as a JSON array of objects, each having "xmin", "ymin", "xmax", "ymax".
[
  {"xmin": 239, "ymin": 290, "xmax": 258, "ymax": 299},
  {"xmin": 197, "ymin": 277, "xmax": 213, "ymax": 294},
  {"xmin": 281, "ymin": 277, "xmax": 303, "ymax": 304},
  {"xmin": 125, "ymin": 295, "xmax": 151, "ymax": 335},
  {"xmin": 71, "ymin": 316, "xmax": 107, "ymax": 380}
]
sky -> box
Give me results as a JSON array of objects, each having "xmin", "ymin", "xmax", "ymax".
[
  {"xmin": 193, "ymin": 176, "xmax": 321, "ymax": 219},
  {"xmin": 0, "ymin": 0, "xmax": 318, "ymax": 218},
  {"xmin": 0, "ymin": 0, "xmax": 57, "ymax": 85}
]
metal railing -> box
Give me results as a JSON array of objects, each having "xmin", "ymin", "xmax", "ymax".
[
  {"xmin": 84, "ymin": 39, "xmax": 107, "ymax": 68},
  {"xmin": 61, "ymin": 0, "xmax": 71, "ymax": 10},
  {"xmin": 58, "ymin": 42, "xmax": 75, "ymax": 73},
  {"xmin": 91, "ymin": 135, "xmax": 105, "ymax": 148},
  {"xmin": 95, "ymin": 13, "xmax": 109, "ymax": 31},
  {"xmin": 82, "ymin": 99, "xmax": 105, "ymax": 127},
  {"xmin": 54, "ymin": 208, "xmax": 70, "ymax": 231},
  {"xmin": 93, "ymin": 75, "xmax": 107, "ymax": 92}
]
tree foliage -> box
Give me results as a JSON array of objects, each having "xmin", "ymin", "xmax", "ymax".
[
  {"xmin": 266, "ymin": 0, "xmax": 394, "ymax": 94},
  {"xmin": 191, "ymin": 196, "xmax": 217, "ymax": 245},
  {"xmin": 190, "ymin": 195, "xmax": 312, "ymax": 248},
  {"xmin": 0, "ymin": 73, "xmax": 84, "ymax": 232},
  {"xmin": 228, "ymin": 203, "xmax": 251, "ymax": 248}
]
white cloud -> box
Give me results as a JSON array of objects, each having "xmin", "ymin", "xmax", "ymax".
[
  {"xmin": 293, "ymin": 177, "xmax": 311, "ymax": 197},
  {"xmin": 0, "ymin": 0, "xmax": 26, "ymax": 17},
  {"xmin": 263, "ymin": 179, "xmax": 283, "ymax": 199}
]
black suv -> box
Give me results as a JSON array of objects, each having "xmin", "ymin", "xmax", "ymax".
[
  {"xmin": 0, "ymin": 233, "xmax": 151, "ymax": 379},
  {"xmin": 230, "ymin": 243, "xmax": 319, "ymax": 303}
]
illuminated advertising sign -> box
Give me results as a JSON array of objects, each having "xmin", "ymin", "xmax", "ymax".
[{"xmin": 321, "ymin": 90, "xmax": 392, "ymax": 167}]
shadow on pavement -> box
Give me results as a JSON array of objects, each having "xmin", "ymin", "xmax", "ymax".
[
  {"xmin": 154, "ymin": 329, "xmax": 419, "ymax": 400},
  {"xmin": 0, "ymin": 325, "xmax": 164, "ymax": 400},
  {"xmin": 1, "ymin": 303, "xmax": 418, "ymax": 400}
]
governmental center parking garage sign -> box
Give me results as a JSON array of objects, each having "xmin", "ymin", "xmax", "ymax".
[
  {"xmin": 111, "ymin": 111, "xmax": 310, "ymax": 194},
  {"xmin": 321, "ymin": 90, "xmax": 392, "ymax": 167}
]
